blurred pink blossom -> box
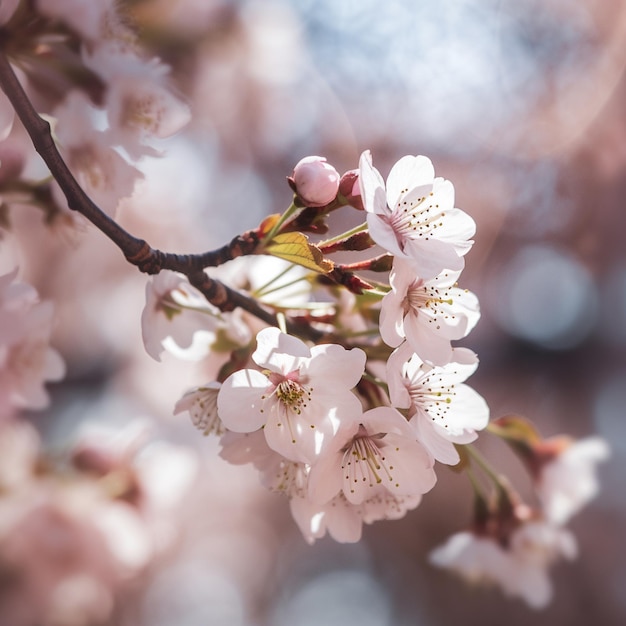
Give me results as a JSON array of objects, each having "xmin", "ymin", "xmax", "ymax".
[
  {"xmin": 536, "ymin": 436, "xmax": 610, "ymax": 525},
  {"xmin": 0, "ymin": 269, "xmax": 65, "ymax": 412},
  {"xmin": 430, "ymin": 519, "xmax": 577, "ymax": 610}
]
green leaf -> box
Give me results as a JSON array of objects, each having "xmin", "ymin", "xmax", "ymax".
[{"xmin": 266, "ymin": 232, "xmax": 333, "ymax": 274}]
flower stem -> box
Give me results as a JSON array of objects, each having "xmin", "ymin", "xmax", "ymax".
[
  {"xmin": 262, "ymin": 201, "xmax": 299, "ymax": 243},
  {"xmin": 465, "ymin": 444, "xmax": 509, "ymax": 493},
  {"xmin": 317, "ymin": 222, "xmax": 368, "ymax": 248},
  {"xmin": 361, "ymin": 370, "xmax": 389, "ymax": 395}
]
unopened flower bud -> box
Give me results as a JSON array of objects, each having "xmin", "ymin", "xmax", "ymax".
[
  {"xmin": 338, "ymin": 169, "xmax": 364, "ymax": 210},
  {"xmin": 290, "ymin": 156, "xmax": 340, "ymax": 207}
]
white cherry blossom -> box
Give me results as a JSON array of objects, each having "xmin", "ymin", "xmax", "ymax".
[
  {"xmin": 141, "ymin": 270, "xmax": 238, "ymax": 362},
  {"xmin": 224, "ymin": 431, "xmax": 312, "ymax": 502},
  {"xmin": 380, "ymin": 259, "xmax": 480, "ymax": 365},
  {"xmin": 220, "ymin": 429, "xmax": 363, "ymax": 544},
  {"xmin": 219, "ymin": 428, "xmax": 424, "ymax": 545},
  {"xmin": 359, "ymin": 150, "xmax": 475, "ymax": 280},
  {"xmin": 430, "ymin": 520, "xmax": 577, "ymax": 610},
  {"xmin": 307, "ymin": 406, "xmax": 436, "ymax": 506},
  {"xmin": 173, "ymin": 382, "xmax": 223, "ymax": 436},
  {"xmin": 536, "ymin": 436, "xmax": 609, "ymax": 525},
  {"xmin": 290, "ymin": 491, "xmax": 365, "ymax": 544},
  {"xmin": 387, "ymin": 345, "xmax": 489, "ymax": 465},
  {"xmin": 217, "ymin": 327, "xmax": 366, "ymax": 463}
]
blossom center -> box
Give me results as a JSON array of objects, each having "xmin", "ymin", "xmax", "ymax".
[
  {"xmin": 388, "ymin": 189, "xmax": 445, "ymax": 243},
  {"xmin": 342, "ymin": 426, "xmax": 398, "ymax": 494},
  {"xmin": 265, "ymin": 371, "xmax": 312, "ymax": 416},
  {"xmin": 404, "ymin": 281, "xmax": 453, "ymax": 315},
  {"xmin": 409, "ymin": 371, "xmax": 456, "ymax": 427},
  {"xmin": 276, "ymin": 379, "xmax": 306, "ymax": 412}
]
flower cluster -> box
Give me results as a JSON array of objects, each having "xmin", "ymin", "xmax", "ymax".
[
  {"xmin": 166, "ymin": 151, "xmax": 608, "ymax": 608},
  {"xmin": 429, "ymin": 418, "xmax": 609, "ymax": 608},
  {"xmin": 0, "ymin": 5, "xmax": 609, "ymax": 606},
  {"xmin": 172, "ymin": 151, "xmax": 490, "ymax": 543}
]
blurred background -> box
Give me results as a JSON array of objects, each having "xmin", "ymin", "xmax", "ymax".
[{"xmin": 3, "ymin": 0, "xmax": 626, "ymax": 624}]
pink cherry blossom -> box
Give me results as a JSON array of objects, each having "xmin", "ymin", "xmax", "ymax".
[
  {"xmin": 308, "ymin": 406, "xmax": 436, "ymax": 506},
  {"xmin": 430, "ymin": 520, "xmax": 577, "ymax": 609},
  {"xmin": 0, "ymin": 415, "xmax": 197, "ymax": 626},
  {"xmin": 217, "ymin": 327, "xmax": 366, "ymax": 463},
  {"xmin": 359, "ymin": 150, "xmax": 475, "ymax": 280},
  {"xmin": 380, "ymin": 259, "xmax": 480, "ymax": 365},
  {"xmin": 0, "ymin": 270, "xmax": 65, "ymax": 412},
  {"xmin": 291, "ymin": 156, "xmax": 340, "ymax": 207},
  {"xmin": 387, "ymin": 345, "xmax": 489, "ymax": 465},
  {"xmin": 53, "ymin": 91, "xmax": 143, "ymax": 217},
  {"xmin": 536, "ymin": 436, "xmax": 609, "ymax": 525},
  {"xmin": 36, "ymin": 0, "xmax": 117, "ymax": 40},
  {"xmin": 83, "ymin": 44, "xmax": 191, "ymax": 159}
]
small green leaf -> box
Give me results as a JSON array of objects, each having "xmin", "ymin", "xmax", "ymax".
[{"xmin": 266, "ymin": 232, "xmax": 333, "ymax": 274}]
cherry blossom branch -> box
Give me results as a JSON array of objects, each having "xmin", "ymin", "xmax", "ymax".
[
  {"xmin": 0, "ymin": 47, "xmax": 325, "ymax": 341},
  {"xmin": 0, "ymin": 45, "xmax": 263, "ymax": 272}
]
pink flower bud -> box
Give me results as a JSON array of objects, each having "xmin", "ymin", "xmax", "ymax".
[
  {"xmin": 291, "ymin": 156, "xmax": 340, "ymax": 207},
  {"xmin": 338, "ymin": 169, "xmax": 364, "ymax": 210}
]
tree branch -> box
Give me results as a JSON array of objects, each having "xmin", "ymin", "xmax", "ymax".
[{"xmin": 0, "ymin": 46, "xmax": 324, "ymax": 341}]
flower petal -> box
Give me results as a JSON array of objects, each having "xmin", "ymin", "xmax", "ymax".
[
  {"xmin": 217, "ymin": 369, "xmax": 269, "ymax": 432},
  {"xmin": 386, "ymin": 155, "xmax": 434, "ymax": 210}
]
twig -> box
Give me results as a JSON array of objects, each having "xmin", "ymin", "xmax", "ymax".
[{"xmin": 0, "ymin": 46, "xmax": 324, "ymax": 341}]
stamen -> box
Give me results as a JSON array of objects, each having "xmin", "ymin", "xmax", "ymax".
[
  {"xmin": 262, "ymin": 370, "xmax": 314, "ymax": 445},
  {"xmin": 342, "ymin": 427, "xmax": 397, "ymax": 494}
]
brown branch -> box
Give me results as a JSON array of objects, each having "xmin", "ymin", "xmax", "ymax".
[{"xmin": 0, "ymin": 46, "xmax": 324, "ymax": 341}]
